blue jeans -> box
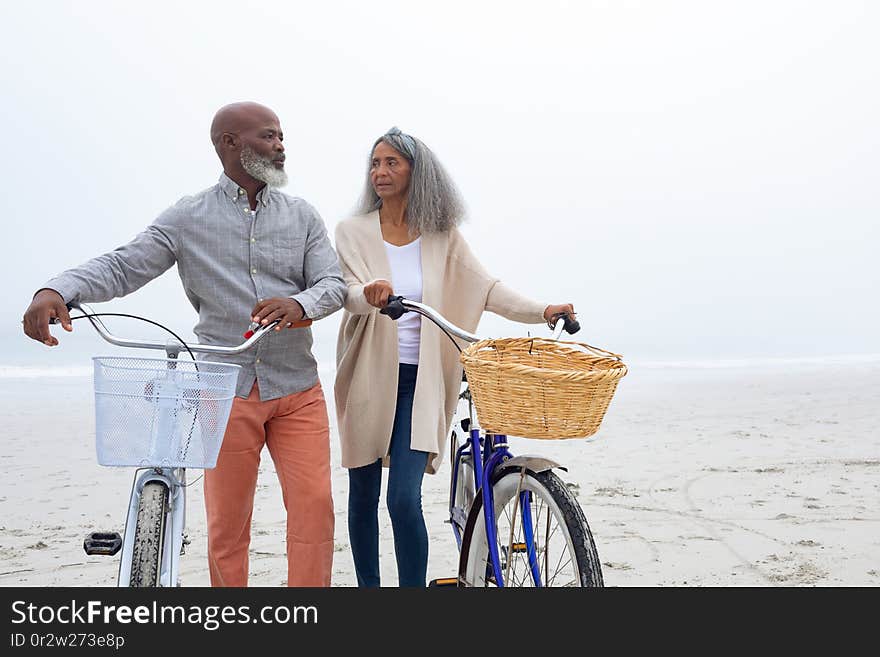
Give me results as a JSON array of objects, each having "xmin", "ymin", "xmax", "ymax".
[{"xmin": 347, "ymin": 364, "xmax": 429, "ymax": 587}]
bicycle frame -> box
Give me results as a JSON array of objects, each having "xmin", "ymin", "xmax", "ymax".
[
  {"xmin": 389, "ymin": 298, "xmax": 569, "ymax": 587},
  {"xmin": 70, "ymin": 303, "xmax": 280, "ymax": 586}
]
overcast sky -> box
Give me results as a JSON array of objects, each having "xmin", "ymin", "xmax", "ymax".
[{"xmin": 2, "ymin": 0, "xmax": 877, "ymax": 368}]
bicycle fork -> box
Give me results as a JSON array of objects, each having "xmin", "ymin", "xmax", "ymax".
[
  {"xmin": 476, "ymin": 429, "xmax": 548, "ymax": 587},
  {"xmin": 478, "ymin": 430, "xmax": 517, "ymax": 588}
]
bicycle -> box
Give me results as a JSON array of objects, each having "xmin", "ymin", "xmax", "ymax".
[
  {"xmin": 54, "ymin": 303, "xmax": 290, "ymax": 587},
  {"xmin": 381, "ymin": 296, "xmax": 622, "ymax": 587}
]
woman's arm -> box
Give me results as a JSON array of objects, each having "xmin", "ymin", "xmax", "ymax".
[
  {"xmin": 485, "ymin": 280, "xmax": 548, "ymax": 324},
  {"xmin": 341, "ymin": 267, "xmax": 380, "ymax": 316},
  {"xmin": 451, "ymin": 229, "xmax": 549, "ymax": 324},
  {"xmin": 335, "ymin": 222, "xmax": 381, "ymax": 316}
]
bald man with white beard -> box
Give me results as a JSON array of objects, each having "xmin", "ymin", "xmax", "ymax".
[{"xmin": 23, "ymin": 102, "xmax": 345, "ymax": 587}]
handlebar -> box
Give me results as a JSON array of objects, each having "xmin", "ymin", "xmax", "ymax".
[
  {"xmin": 379, "ymin": 295, "xmax": 580, "ymax": 344},
  {"xmin": 54, "ymin": 303, "xmax": 284, "ymax": 356},
  {"xmin": 381, "ymin": 297, "xmax": 481, "ymax": 343}
]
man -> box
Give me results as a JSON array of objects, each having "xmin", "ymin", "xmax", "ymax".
[{"xmin": 22, "ymin": 102, "xmax": 345, "ymax": 587}]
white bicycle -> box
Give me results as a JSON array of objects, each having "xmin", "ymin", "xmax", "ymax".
[{"xmin": 58, "ymin": 303, "xmax": 285, "ymax": 587}]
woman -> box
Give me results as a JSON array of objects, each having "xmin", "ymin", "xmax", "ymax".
[{"xmin": 334, "ymin": 127, "xmax": 575, "ymax": 587}]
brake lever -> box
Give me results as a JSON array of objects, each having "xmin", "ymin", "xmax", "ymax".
[{"xmin": 243, "ymin": 318, "xmax": 310, "ymax": 339}]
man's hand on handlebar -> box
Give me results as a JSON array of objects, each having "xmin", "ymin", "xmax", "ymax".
[
  {"xmin": 252, "ymin": 297, "xmax": 307, "ymax": 331},
  {"xmin": 364, "ymin": 279, "xmax": 394, "ymax": 309},
  {"xmin": 23, "ymin": 289, "xmax": 72, "ymax": 346}
]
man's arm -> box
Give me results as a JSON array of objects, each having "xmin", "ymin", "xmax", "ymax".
[
  {"xmin": 22, "ymin": 211, "xmax": 179, "ymax": 345},
  {"xmin": 44, "ymin": 222, "xmax": 177, "ymax": 305},
  {"xmin": 289, "ymin": 204, "xmax": 346, "ymax": 321}
]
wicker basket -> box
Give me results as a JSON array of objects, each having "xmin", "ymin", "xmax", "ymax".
[{"xmin": 460, "ymin": 337, "xmax": 627, "ymax": 439}]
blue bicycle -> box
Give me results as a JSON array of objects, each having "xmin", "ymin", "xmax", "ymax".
[{"xmin": 382, "ymin": 297, "xmax": 604, "ymax": 587}]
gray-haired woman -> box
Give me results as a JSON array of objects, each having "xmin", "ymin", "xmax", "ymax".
[{"xmin": 334, "ymin": 127, "xmax": 575, "ymax": 587}]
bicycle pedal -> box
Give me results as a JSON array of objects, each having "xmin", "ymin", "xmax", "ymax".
[
  {"xmin": 83, "ymin": 531, "xmax": 122, "ymax": 556},
  {"xmin": 428, "ymin": 577, "xmax": 459, "ymax": 587}
]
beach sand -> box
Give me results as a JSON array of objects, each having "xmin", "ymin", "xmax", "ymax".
[{"xmin": 1, "ymin": 359, "xmax": 878, "ymax": 587}]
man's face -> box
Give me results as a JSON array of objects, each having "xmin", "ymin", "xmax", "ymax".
[{"xmin": 237, "ymin": 112, "xmax": 288, "ymax": 187}]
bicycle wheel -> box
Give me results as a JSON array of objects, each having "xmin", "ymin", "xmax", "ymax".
[
  {"xmin": 129, "ymin": 481, "xmax": 169, "ymax": 587},
  {"xmin": 459, "ymin": 467, "xmax": 603, "ymax": 587}
]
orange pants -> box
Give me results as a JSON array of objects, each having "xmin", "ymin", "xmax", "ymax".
[{"xmin": 204, "ymin": 381, "xmax": 334, "ymax": 587}]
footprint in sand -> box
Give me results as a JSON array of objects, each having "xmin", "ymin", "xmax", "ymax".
[{"xmin": 602, "ymin": 561, "xmax": 633, "ymax": 571}]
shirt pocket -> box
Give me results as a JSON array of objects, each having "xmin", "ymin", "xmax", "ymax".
[{"xmin": 272, "ymin": 234, "xmax": 307, "ymax": 286}]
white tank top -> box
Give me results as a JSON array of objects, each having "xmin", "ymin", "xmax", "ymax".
[{"xmin": 384, "ymin": 238, "xmax": 423, "ymax": 365}]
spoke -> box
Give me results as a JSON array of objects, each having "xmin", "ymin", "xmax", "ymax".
[
  {"xmin": 543, "ymin": 520, "xmax": 562, "ymax": 554},
  {"xmin": 500, "ymin": 501, "xmax": 523, "ymax": 586},
  {"xmin": 511, "ymin": 552, "xmax": 524, "ymax": 587},
  {"xmin": 544, "ymin": 505, "xmax": 562, "ymax": 543},
  {"xmin": 512, "ymin": 515, "xmax": 526, "ymax": 586},
  {"xmin": 536, "ymin": 503, "xmax": 546, "ymax": 584},
  {"xmin": 544, "ymin": 498, "xmax": 551, "ymax": 579},
  {"xmin": 503, "ymin": 469, "xmax": 526, "ymax": 586},
  {"xmin": 548, "ymin": 552, "xmax": 574, "ymax": 587},
  {"xmin": 546, "ymin": 516, "xmax": 575, "ymax": 587}
]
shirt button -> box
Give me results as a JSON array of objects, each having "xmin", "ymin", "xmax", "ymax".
[
  {"xmin": 255, "ymin": 358, "xmax": 261, "ymax": 364},
  {"xmin": 252, "ymin": 268, "xmax": 257, "ymax": 274},
  {"xmin": 258, "ymin": 298, "xmax": 264, "ymax": 302},
  {"xmin": 238, "ymin": 188, "xmax": 244, "ymax": 195},
  {"xmin": 251, "ymin": 238, "xmax": 256, "ymax": 243},
  {"xmin": 243, "ymin": 208, "xmax": 250, "ymax": 214}
]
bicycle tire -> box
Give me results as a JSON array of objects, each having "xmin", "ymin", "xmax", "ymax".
[
  {"xmin": 128, "ymin": 481, "xmax": 169, "ymax": 587},
  {"xmin": 459, "ymin": 467, "xmax": 603, "ymax": 587}
]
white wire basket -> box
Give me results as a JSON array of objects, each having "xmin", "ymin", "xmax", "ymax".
[{"xmin": 92, "ymin": 357, "xmax": 241, "ymax": 468}]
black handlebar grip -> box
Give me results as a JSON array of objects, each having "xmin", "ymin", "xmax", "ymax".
[
  {"xmin": 562, "ymin": 314, "xmax": 581, "ymax": 335},
  {"xmin": 379, "ymin": 295, "xmax": 407, "ymax": 320},
  {"xmin": 49, "ymin": 303, "xmax": 76, "ymax": 325}
]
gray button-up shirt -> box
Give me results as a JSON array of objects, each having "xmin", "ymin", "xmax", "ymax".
[{"xmin": 45, "ymin": 173, "xmax": 346, "ymax": 400}]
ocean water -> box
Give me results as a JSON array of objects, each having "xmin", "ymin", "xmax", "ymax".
[{"xmin": 2, "ymin": 353, "xmax": 880, "ymax": 381}]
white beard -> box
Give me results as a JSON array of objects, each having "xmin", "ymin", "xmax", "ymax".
[{"xmin": 241, "ymin": 146, "xmax": 288, "ymax": 187}]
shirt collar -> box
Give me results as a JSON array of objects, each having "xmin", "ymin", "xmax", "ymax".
[
  {"xmin": 255, "ymin": 185, "xmax": 270, "ymax": 208},
  {"xmin": 218, "ymin": 172, "xmax": 271, "ymax": 208}
]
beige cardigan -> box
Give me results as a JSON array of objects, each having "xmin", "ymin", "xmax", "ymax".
[{"xmin": 334, "ymin": 212, "xmax": 547, "ymax": 474}]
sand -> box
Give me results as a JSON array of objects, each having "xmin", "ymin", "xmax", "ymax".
[{"xmin": 1, "ymin": 358, "xmax": 878, "ymax": 587}]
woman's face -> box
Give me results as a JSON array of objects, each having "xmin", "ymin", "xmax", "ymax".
[{"xmin": 370, "ymin": 141, "xmax": 412, "ymax": 201}]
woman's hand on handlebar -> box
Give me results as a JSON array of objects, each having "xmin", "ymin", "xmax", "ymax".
[
  {"xmin": 364, "ymin": 279, "xmax": 394, "ymax": 309},
  {"xmin": 23, "ymin": 289, "xmax": 73, "ymax": 346},
  {"xmin": 544, "ymin": 303, "xmax": 576, "ymax": 324}
]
